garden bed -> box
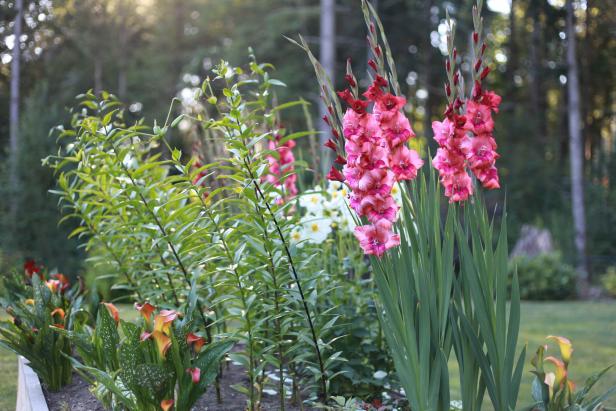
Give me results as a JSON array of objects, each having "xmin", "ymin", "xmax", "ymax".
[{"xmin": 20, "ymin": 355, "xmax": 307, "ymax": 411}]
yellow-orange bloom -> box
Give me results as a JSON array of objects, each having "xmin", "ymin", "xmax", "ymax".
[
  {"xmin": 135, "ymin": 302, "xmax": 156, "ymax": 325},
  {"xmin": 186, "ymin": 332, "xmax": 206, "ymax": 353},
  {"xmin": 152, "ymin": 330, "xmax": 172, "ymax": 358},
  {"xmin": 160, "ymin": 399, "xmax": 174, "ymax": 411},
  {"xmin": 50, "ymin": 308, "xmax": 65, "ymax": 320},
  {"xmin": 103, "ymin": 303, "xmax": 120, "ymax": 324},
  {"xmin": 24, "ymin": 299, "xmax": 34, "ymax": 305},
  {"xmin": 153, "ymin": 309, "xmax": 178, "ymax": 335},
  {"xmin": 547, "ymin": 335, "xmax": 573, "ymax": 365}
]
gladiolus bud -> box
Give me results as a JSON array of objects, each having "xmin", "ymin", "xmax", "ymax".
[
  {"xmin": 374, "ymin": 75, "xmax": 388, "ymax": 88},
  {"xmin": 324, "ymin": 139, "xmax": 337, "ymax": 151},
  {"xmin": 374, "ymin": 45, "xmax": 382, "ymax": 57},
  {"xmin": 445, "ymin": 84, "xmax": 451, "ymax": 97},
  {"xmin": 328, "ymin": 105, "xmax": 334, "ymax": 116},
  {"xmin": 370, "ymin": 22, "xmax": 376, "ymax": 34},
  {"xmin": 368, "ymin": 59, "xmax": 377, "ymax": 71},
  {"xmin": 474, "ymin": 59, "xmax": 482, "ymax": 73},
  {"xmin": 481, "ymin": 43, "xmax": 487, "ymax": 55},
  {"xmin": 446, "ymin": 58, "xmax": 451, "ymax": 73},
  {"xmin": 335, "ymin": 155, "xmax": 347, "ymax": 165},
  {"xmin": 332, "ymin": 129, "xmax": 340, "ymax": 139},
  {"xmin": 344, "ymin": 74, "xmax": 356, "ymax": 88},
  {"xmin": 453, "ymin": 72, "xmax": 459, "ymax": 86},
  {"xmin": 453, "ymin": 47, "xmax": 457, "ymax": 60},
  {"xmin": 327, "ymin": 166, "xmax": 345, "ymax": 182},
  {"xmin": 480, "ymin": 66, "xmax": 491, "ymax": 80},
  {"xmin": 322, "ymin": 115, "xmax": 330, "ymax": 126},
  {"xmin": 472, "ymin": 31, "xmax": 479, "ymax": 44}
]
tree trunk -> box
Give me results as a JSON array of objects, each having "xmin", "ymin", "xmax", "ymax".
[
  {"xmin": 318, "ymin": 0, "xmax": 335, "ymax": 176},
  {"xmin": 566, "ymin": 0, "xmax": 589, "ymax": 296},
  {"xmin": 94, "ymin": 59, "xmax": 103, "ymax": 94},
  {"xmin": 9, "ymin": 0, "xmax": 23, "ymax": 224},
  {"xmin": 505, "ymin": 0, "xmax": 518, "ymax": 94}
]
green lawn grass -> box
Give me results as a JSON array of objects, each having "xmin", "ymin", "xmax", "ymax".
[{"xmin": 0, "ymin": 302, "xmax": 614, "ymax": 411}]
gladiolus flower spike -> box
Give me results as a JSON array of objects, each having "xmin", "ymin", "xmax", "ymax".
[
  {"xmin": 432, "ymin": 10, "xmax": 502, "ymax": 203},
  {"xmin": 328, "ymin": 68, "xmax": 423, "ymax": 257}
]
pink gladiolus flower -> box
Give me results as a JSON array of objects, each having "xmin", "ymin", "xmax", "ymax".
[
  {"xmin": 330, "ymin": 74, "xmax": 422, "ymax": 257},
  {"xmin": 359, "ymin": 194, "xmax": 399, "ymax": 223},
  {"xmin": 442, "ymin": 172, "xmax": 474, "ymax": 203},
  {"xmin": 374, "ymin": 93, "xmax": 406, "ymax": 120},
  {"xmin": 390, "ymin": 145, "xmax": 424, "ymax": 181},
  {"xmin": 432, "ymin": 119, "xmax": 455, "ymax": 148},
  {"xmin": 357, "ymin": 169, "xmax": 395, "ymax": 195},
  {"xmin": 380, "ymin": 112, "xmax": 414, "ymax": 148},
  {"xmin": 354, "ymin": 220, "xmax": 401, "ymax": 257},
  {"xmin": 262, "ymin": 130, "xmax": 298, "ymax": 201},
  {"xmin": 464, "ymin": 100, "xmax": 494, "ymax": 134}
]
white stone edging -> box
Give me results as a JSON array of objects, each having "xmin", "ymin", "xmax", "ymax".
[{"xmin": 16, "ymin": 356, "xmax": 49, "ymax": 411}]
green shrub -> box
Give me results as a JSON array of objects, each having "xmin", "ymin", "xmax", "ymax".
[
  {"xmin": 601, "ymin": 267, "xmax": 616, "ymax": 297},
  {"xmin": 508, "ymin": 253, "xmax": 577, "ymax": 300}
]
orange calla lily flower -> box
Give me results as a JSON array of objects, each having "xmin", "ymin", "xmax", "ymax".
[
  {"xmin": 547, "ymin": 335, "xmax": 573, "ymax": 365},
  {"xmin": 103, "ymin": 303, "xmax": 120, "ymax": 324},
  {"xmin": 186, "ymin": 332, "xmax": 206, "ymax": 352},
  {"xmin": 152, "ymin": 330, "xmax": 172, "ymax": 358},
  {"xmin": 160, "ymin": 399, "xmax": 174, "ymax": 411},
  {"xmin": 46, "ymin": 279, "xmax": 61, "ymax": 293},
  {"xmin": 24, "ymin": 299, "xmax": 34, "ymax": 305},
  {"xmin": 51, "ymin": 274, "xmax": 70, "ymax": 292},
  {"xmin": 545, "ymin": 355, "xmax": 567, "ymax": 386},
  {"xmin": 51, "ymin": 308, "xmax": 65, "ymax": 320},
  {"xmin": 135, "ymin": 302, "xmax": 156, "ymax": 325},
  {"xmin": 186, "ymin": 367, "xmax": 201, "ymax": 384},
  {"xmin": 153, "ymin": 309, "xmax": 178, "ymax": 335}
]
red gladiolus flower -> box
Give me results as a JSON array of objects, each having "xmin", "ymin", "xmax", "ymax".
[
  {"xmin": 103, "ymin": 303, "xmax": 120, "ymax": 324},
  {"xmin": 186, "ymin": 367, "xmax": 201, "ymax": 384},
  {"xmin": 186, "ymin": 332, "xmax": 206, "ymax": 353}
]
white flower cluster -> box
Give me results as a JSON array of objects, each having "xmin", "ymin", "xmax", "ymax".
[
  {"xmin": 290, "ymin": 180, "xmax": 402, "ymax": 246},
  {"xmin": 290, "ymin": 181, "xmax": 356, "ymax": 247}
]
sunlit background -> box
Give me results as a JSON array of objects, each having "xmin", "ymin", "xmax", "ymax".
[{"xmin": 0, "ymin": 0, "xmax": 614, "ymax": 285}]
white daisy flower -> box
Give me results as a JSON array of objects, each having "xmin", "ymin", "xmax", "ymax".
[
  {"xmin": 290, "ymin": 228, "xmax": 304, "ymax": 248},
  {"xmin": 299, "ymin": 186, "xmax": 325, "ymax": 215},
  {"xmin": 300, "ymin": 215, "xmax": 332, "ymax": 244}
]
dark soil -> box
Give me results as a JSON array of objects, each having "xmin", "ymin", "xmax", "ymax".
[
  {"xmin": 44, "ymin": 372, "xmax": 105, "ymax": 411},
  {"xmin": 43, "ymin": 362, "xmax": 312, "ymax": 411}
]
